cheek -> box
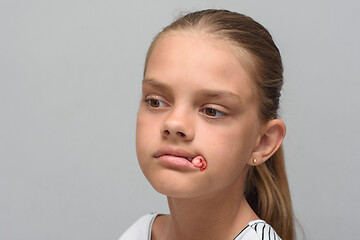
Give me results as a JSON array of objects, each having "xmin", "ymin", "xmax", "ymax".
[
  {"xmin": 136, "ymin": 112, "xmax": 154, "ymax": 165},
  {"xmin": 136, "ymin": 114, "xmax": 161, "ymax": 191},
  {"xmin": 197, "ymin": 128, "xmax": 254, "ymax": 192},
  {"xmin": 136, "ymin": 110, "xmax": 166, "ymax": 176},
  {"xmin": 136, "ymin": 110, "xmax": 159, "ymax": 144},
  {"xmin": 198, "ymin": 120, "xmax": 258, "ymax": 173}
]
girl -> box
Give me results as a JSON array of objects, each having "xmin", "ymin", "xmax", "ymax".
[{"xmin": 120, "ymin": 9, "xmax": 295, "ymax": 240}]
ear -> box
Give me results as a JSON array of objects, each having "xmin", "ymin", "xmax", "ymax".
[{"xmin": 248, "ymin": 119, "xmax": 286, "ymax": 166}]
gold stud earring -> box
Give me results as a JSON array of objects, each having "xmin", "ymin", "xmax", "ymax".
[{"xmin": 253, "ymin": 158, "xmax": 257, "ymax": 164}]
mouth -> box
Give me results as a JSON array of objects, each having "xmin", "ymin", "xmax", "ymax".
[
  {"xmin": 154, "ymin": 148, "xmax": 196, "ymax": 162},
  {"xmin": 154, "ymin": 147, "xmax": 207, "ymax": 171}
]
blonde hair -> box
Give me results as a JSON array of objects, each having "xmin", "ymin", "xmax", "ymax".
[{"xmin": 144, "ymin": 9, "xmax": 295, "ymax": 240}]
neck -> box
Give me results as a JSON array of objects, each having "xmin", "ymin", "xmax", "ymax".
[{"xmin": 163, "ymin": 177, "xmax": 258, "ymax": 240}]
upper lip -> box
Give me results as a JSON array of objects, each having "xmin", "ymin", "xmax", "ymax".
[{"xmin": 154, "ymin": 147, "xmax": 196, "ymax": 162}]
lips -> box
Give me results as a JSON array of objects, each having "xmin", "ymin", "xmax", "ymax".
[{"xmin": 154, "ymin": 147, "xmax": 196, "ymax": 162}]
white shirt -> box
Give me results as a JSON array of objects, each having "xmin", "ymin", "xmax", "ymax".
[{"xmin": 119, "ymin": 213, "xmax": 281, "ymax": 240}]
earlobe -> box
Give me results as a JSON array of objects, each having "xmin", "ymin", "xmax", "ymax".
[{"xmin": 248, "ymin": 119, "xmax": 286, "ymax": 166}]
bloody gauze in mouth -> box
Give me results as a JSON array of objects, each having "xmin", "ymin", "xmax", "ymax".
[{"xmin": 192, "ymin": 156, "xmax": 207, "ymax": 171}]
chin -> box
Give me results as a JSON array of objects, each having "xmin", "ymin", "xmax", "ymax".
[
  {"xmin": 145, "ymin": 170, "xmax": 207, "ymax": 199},
  {"xmin": 153, "ymin": 185, "xmax": 205, "ymax": 199}
]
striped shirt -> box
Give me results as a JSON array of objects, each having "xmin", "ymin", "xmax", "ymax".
[{"xmin": 119, "ymin": 213, "xmax": 281, "ymax": 240}]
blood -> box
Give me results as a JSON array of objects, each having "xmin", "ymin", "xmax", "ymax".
[{"xmin": 192, "ymin": 156, "xmax": 207, "ymax": 171}]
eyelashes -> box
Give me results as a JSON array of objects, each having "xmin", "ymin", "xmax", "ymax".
[
  {"xmin": 201, "ymin": 108, "xmax": 225, "ymax": 118},
  {"xmin": 146, "ymin": 98, "xmax": 168, "ymax": 108},
  {"xmin": 144, "ymin": 96, "xmax": 227, "ymax": 119}
]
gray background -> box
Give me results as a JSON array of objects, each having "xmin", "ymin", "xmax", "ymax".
[{"xmin": 1, "ymin": 0, "xmax": 359, "ymax": 239}]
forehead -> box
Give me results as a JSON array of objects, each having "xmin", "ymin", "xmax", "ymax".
[{"xmin": 145, "ymin": 33, "xmax": 257, "ymax": 102}]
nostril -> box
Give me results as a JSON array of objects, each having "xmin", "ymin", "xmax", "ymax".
[
  {"xmin": 178, "ymin": 132, "xmax": 185, "ymax": 137},
  {"xmin": 162, "ymin": 128, "xmax": 188, "ymax": 139}
]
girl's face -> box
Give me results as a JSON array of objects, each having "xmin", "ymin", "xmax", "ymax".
[{"xmin": 136, "ymin": 33, "xmax": 262, "ymax": 198}]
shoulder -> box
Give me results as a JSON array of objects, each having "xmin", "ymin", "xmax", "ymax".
[
  {"xmin": 119, "ymin": 213, "xmax": 158, "ymax": 240},
  {"xmin": 234, "ymin": 220, "xmax": 282, "ymax": 240}
]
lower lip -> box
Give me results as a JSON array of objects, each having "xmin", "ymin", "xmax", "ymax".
[{"xmin": 155, "ymin": 155, "xmax": 195, "ymax": 170}]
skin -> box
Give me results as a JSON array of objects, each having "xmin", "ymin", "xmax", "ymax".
[{"xmin": 136, "ymin": 32, "xmax": 286, "ymax": 240}]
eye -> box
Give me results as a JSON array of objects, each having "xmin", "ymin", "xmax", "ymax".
[
  {"xmin": 202, "ymin": 107, "xmax": 225, "ymax": 117},
  {"xmin": 146, "ymin": 98, "xmax": 167, "ymax": 108}
]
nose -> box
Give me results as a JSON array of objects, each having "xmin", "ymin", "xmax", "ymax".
[{"xmin": 161, "ymin": 108, "xmax": 195, "ymax": 141}]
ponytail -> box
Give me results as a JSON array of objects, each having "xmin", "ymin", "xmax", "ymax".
[{"xmin": 245, "ymin": 145, "xmax": 295, "ymax": 240}]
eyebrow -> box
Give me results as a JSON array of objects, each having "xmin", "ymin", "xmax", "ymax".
[
  {"xmin": 142, "ymin": 78, "xmax": 170, "ymax": 90},
  {"xmin": 142, "ymin": 77, "xmax": 242, "ymax": 103},
  {"xmin": 197, "ymin": 89, "xmax": 240, "ymax": 99}
]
